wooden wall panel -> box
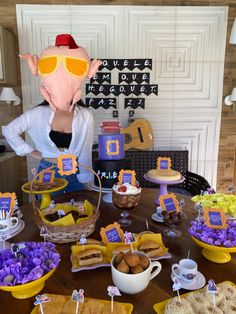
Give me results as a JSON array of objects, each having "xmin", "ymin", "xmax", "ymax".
[{"xmin": 0, "ymin": 0, "xmax": 236, "ymax": 194}]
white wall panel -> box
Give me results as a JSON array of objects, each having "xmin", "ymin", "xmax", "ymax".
[{"xmin": 16, "ymin": 5, "xmax": 228, "ymax": 188}]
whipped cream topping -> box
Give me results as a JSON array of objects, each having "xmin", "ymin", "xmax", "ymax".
[{"xmin": 112, "ymin": 182, "xmax": 141, "ymax": 195}]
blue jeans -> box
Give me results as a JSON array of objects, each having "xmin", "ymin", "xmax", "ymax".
[{"xmin": 37, "ymin": 159, "xmax": 84, "ymax": 195}]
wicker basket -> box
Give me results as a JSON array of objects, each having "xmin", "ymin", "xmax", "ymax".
[{"xmin": 30, "ymin": 163, "xmax": 102, "ymax": 244}]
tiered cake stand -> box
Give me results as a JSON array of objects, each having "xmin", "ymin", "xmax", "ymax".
[
  {"xmin": 0, "ymin": 218, "xmax": 25, "ymax": 251},
  {"xmin": 22, "ymin": 178, "xmax": 68, "ymax": 209},
  {"xmin": 89, "ymin": 183, "xmax": 112, "ymax": 203},
  {"xmin": 144, "ymin": 174, "xmax": 185, "ymax": 205}
]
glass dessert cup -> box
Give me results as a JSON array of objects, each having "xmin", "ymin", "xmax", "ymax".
[{"xmin": 112, "ymin": 191, "xmax": 141, "ymax": 227}]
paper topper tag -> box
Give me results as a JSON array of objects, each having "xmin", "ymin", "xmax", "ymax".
[
  {"xmin": 107, "ymin": 286, "xmax": 121, "ymax": 297},
  {"xmin": 34, "ymin": 294, "xmax": 50, "ymax": 305},
  {"xmin": 157, "ymin": 157, "xmax": 171, "ymax": 172},
  {"xmin": 100, "ymin": 222, "xmax": 124, "ymax": 244},
  {"xmin": 0, "ymin": 193, "xmax": 16, "ymax": 213},
  {"xmin": 159, "ymin": 193, "xmax": 180, "ymax": 213},
  {"xmin": 204, "ymin": 208, "xmax": 227, "ymax": 229},
  {"xmin": 124, "ymin": 231, "xmax": 134, "ymax": 244},
  {"xmin": 57, "ymin": 154, "xmax": 77, "ymax": 176},
  {"xmin": 118, "ymin": 169, "xmax": 136, "ymax": 185},
  {"xmin": 40, "ymin": 226, "xmax": 49, "ymax": 237},
  {"xmin": 39, "ymin": 169, "xmax": 55, "ymax": 184},
  {"xmin": 79, "ymin": 234, "xmax": 87, "ymax": 245},
  {"xmin": 71, "ymin": 289, "xmax": 84, "ymax": 303},
  {"xmin": 207, "ymin": 279, "xmax": 218, "ymax": 293},
  {"xmin": 172, "ymin": 276, "xmax": 182, "ymax": 291}
]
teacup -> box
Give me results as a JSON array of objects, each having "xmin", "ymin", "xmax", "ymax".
[
  {"xmin": 172, "ymin": 258, "xmax": 197, "ymax": 283},
  {"xmin": 0, "ymin": 217, "xmax": 19, "ymax": 232},
  {"xmin": 111, "ymin": 251, "xmax": 162, "ymax": 294}
]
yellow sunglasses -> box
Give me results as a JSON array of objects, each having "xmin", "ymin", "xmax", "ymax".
[{"xmin": 38, "ymin": 55, "xmax": 89, "ymax": 77}]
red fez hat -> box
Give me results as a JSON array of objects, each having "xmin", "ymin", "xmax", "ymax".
[{"xmin": 55, "ymin": 34, "xmax": 79, "ymax": 49}]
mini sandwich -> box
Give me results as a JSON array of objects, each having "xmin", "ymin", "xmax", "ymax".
[
  {"xmin": 139, "ymin": 241, "xmax": 163, "ymax": 258},
  {"xmin": 77, "ymin": 249, "xmax": 103, "ymax": 266}
]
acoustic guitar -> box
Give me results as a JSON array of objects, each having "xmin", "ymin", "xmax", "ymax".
[{"xmin": 121, "ymin": 119, "xmax": 154, "ymax": 151}]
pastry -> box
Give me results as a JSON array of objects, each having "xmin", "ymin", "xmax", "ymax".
[
  {"xmin": 164, "ymin": 297, "xmax": 193, "ymax": 314},
  {"xmin": 124, "ymin": 252, "xmax": 140, "ymax": 267},
  {"xmin": 217, "ymin": 282, "xmax": 236, "ymax": 301},
  {"xmin": 185, "ymin": 291, "xmax": 211, "ymax": 312},
  {"xmin": 139, "ymin": 241, "xmax": 163, "ymax": 257},
  {"xmin": 77, "ymin": 249, "xmax": 103, "ymax": 266},
  {"xmin": 147, "ymin": 169, "xmax": 181, "ymax": 182},
  {"xmin": 198, "ymin": 307, "xmax": 223, "ymax": 314}
]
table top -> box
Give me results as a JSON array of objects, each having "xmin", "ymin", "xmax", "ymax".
[{"xmin": 1, "ymin": 189, "xmax": 236, "ymax": 314}]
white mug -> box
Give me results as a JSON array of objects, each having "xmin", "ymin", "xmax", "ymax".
[
  {"xmin": 0, "ymin": 217, "xmax": 19, "ymax": 232},
  {"xmin": 111, "ymin": 252, "xmax": 162, "ymax": 294},
  {"xmin": 172, "ymin": 258, "xmax": 198, "ymax": 283}
]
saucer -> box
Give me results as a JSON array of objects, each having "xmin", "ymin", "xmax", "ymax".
[
  {"xmin": 152, "ymin": 213, "xmax": 164, "ymax": 223},
  {"xmin": 171, "ymin": 270, "xmax": 206, "ymax": 290}
]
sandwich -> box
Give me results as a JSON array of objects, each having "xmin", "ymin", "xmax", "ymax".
[
  {"xmin": 139, "ymin": 241, "xmax": 163, "ymax": 257},
  {"xmin": 77, "ymin": 249, "xmax": 103, "ymax": 266}
]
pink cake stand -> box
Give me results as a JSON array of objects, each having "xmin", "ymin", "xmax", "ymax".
[{"xmin": 143, "ymin": 174, "xmax": 185, "ymax": 205}]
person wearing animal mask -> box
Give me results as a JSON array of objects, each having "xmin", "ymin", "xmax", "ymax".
[{"xmin": 2, "ymin": 34, "xmax": 102, "ymax": 191}]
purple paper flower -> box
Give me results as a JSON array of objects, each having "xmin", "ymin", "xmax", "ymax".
[
  {"xmin": 0, "ymin": 242, "xmax": 60, "ymax": 286},
  {"xmin": 188, "ymin": 219, "xmax": 236, "ymax": 248}
]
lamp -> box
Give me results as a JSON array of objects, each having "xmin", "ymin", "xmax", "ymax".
[
  {"xmin": 230, "ymin": 18, "xmax": 236, "ymax": 44},
  {"xmin": 0, "ymin": 87, "xmax": 20, "ymax": 106},
  {"xmin": 224, "ymin": 88, "xmax": 236, "ymax": 106}
]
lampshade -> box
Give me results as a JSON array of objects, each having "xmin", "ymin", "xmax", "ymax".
[
  {"xmin": 224, "ymin": 88, "xmax": 236, "ymax": 105},
  {"xmin": 0, "ymin": 87, "xmax": 20, "ymax": 106},
  {"xmin": 230, "ymin": 18, "xmax": 236, "ymax": 44}
]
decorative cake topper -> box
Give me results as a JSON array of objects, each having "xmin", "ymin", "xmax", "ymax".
[
  {"xmin": 118, "ymin": 169, "xmax": 136, "ymax": 186},
  {"xmin": 40, "ymin": 226, "xmax": 49, "ymax": 242},
  {"xmin": 57, "ymin": 154, "xmax": 77, "ymax": 176},
  {"xmin": 79, "ymin": 234, "xmax": 87, "ymax": 251},
  {"xmin": 172, "ymin": 276, "xmax": 182, "ymax": 303},
  {"xmin": 207, "ymin": 279, "xmax": 218, "ymax": 307},
  {"xmin": 39, "ymin": 169, "xmax": 55, "ymax": 184},
  {"xmin": 124, "ymin": 231, "xmax": 134, "ymax": 253},
  {"xmin": 71, "ymin": 289, "xmax": 84, "ymax": 314},
  {"xmin": 157, "ymin": 157, "xmax": 171, "ymax": 173},
  {"xmin": 34, "ymin": 294, "xmax": 51, "ymax": 314},
  {"xmin": 159, "ymin": 193, "xmax": 181, "ymax": 213},
  {"xmin": 107, "ymin": 285, "xmax": 121, "ymax": 313},
  {"xmin": 204, "ymin": 208, "xmax": 227, "ymax": 229},
  {"xmin": 100, "ymin": 222, "xmax": 124, "ymax": 245},
  {"xmin": 57, "ymin": 209, "xmax": 65, "ymax": 219}
]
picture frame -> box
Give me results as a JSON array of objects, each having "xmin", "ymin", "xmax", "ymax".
[
  {"xmin": 106, "ymin": 139, "xmax": 120, "ymax": 156},
  {"xmin": 100, "ymin": 222, "xmax": 124, "ymax": 244},
  {"xmin": 39, "ymin": 169, "xmax": 55, "ymax": 183},
  {"xmin": 159, "ymin": 193, "xmax": 180, "ymax": 212},
  {"xmin": 204, "ymin": 208, "xmax": 227, "ymax": 229},
  {"xmin": 118, "ymin": 169, "xmax": 136, "ymax": 185},
  {"xmin": 157, "ymin": 157, "xmax": 171, "ymax": 172},
  {"xmin": 0, "ymin": 192, "xmax": 16, "ymax": 214},
  {"xmin": 57, "ymin": 154, "xmax": 77, "ymax": 176}
]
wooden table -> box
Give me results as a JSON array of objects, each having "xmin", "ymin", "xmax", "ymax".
[{"xmin": 1, "ymin": 189, "xmax": 236, "ymax": 314}]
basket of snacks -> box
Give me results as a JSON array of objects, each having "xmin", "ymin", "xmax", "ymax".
[{"xmin": 30, "ymin": 163, "xmax": 101, "ymax": 244}]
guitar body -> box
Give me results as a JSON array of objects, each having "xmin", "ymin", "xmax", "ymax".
[{"xmin": 121, "ymin": 119, "xmax": 154, "ymax": 151}]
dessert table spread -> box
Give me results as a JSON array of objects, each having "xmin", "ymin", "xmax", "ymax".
[{"xmin": 1, "ymin": 189, "xmax": 236, "ymax": 314}]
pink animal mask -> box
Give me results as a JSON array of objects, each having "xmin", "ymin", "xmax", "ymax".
[{"xmin": 20, "ymin": 34, "xmax": 102, "ymax": 112}]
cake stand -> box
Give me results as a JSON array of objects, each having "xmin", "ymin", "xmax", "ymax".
[
  {"xmin": 22, "ymin": 178, "xmax": 68, "ymax": 209},
  {"xmin": 89, "ymin": 183, "xmax": 112, "ymax": 203},
  {"xmin": 191, "ymin": 236, "xmax": 236, "ymax": 264},
  {"xmin": 144, "ymin": 174, "xmax": 185, "ymax": 205},
  {"xmin": 0, "ymin": 218, "xmax": 25, "ymax": 251}
]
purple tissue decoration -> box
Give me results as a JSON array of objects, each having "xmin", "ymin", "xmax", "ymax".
[
  {"xmin": 188, "ymin": 220, "xmax": 236, "ymax": 248},
  {"xmin": 0, "ymin": 242, "xmax": 60, "ymax": 286}
]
